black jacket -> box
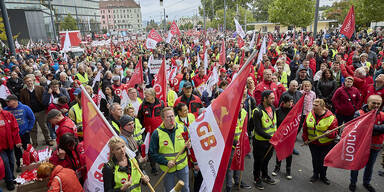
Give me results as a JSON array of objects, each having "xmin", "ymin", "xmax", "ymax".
[
  {"xmin": 252, "ymin": 104, "xmax": 276, "ymax": 140},
  {"xmin": 316, "ymin": 79, "xmax": 337, "ymax": 102}
]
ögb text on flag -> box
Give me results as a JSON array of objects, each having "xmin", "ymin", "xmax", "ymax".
[
  {"xmin": 270, "ymin": 96, "xmax": 304, "ymax": 161},
  {"xmin": 324, "ymin": 110, "xmax": 376, "ymax": 170}
]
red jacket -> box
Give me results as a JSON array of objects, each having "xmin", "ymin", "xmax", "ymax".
[
  {"xmin": 48, "ymin": 165, "xmax": 84, "ymax": 192},
  {"xmin": 55, "ymin": 117, "xmax": 78, "ymax": 145},
  {"xmin": 357, "ymin": 109, "xmax": 384, "ymax": 150},
  {"xmin": 309, "ymin": 58, "xmax": 317, "ymax": 73},
  {"xmin": 302, "ymin": 110, "xmax": 338, "ymax": 146},
  {"xmin": 275, "ymin": 83, "xmax": 286, "ymax": 107},
  {"xmin": 192, "ymin": 74, "xmax": 208, "ymax": 88},
  {"xmin": 0, "ymin": 110, "xmax": 21, "ymax": 151},
  {"xmin": 254, "ymin": 80, "xmax": 279, "ymax": 107},
  {"xmin": 49, "ymin": 142, "xmax": 86, "ymax": 182},
  {"xmin": 332, "ymin": 86, "xmax": 361, "ymax": 116},
  {"xmin": 138, "ymin": 99, "xmax": 165, "ymax": 133},
  {"xmin": 365, "ymin": 84, "xmax": 384, "ymax": 104},
  {"xmin": 174, "ymin": 94, "xmax": 204, "ymax": 118}
]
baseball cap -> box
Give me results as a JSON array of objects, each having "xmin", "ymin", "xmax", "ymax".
[
  {"xmin": 5, "ymin": 94, "xmax": 18, "ymax": 102},
  {"xmin": 184, "ymin": 81, "xmax": 192, "ymax": 88}
]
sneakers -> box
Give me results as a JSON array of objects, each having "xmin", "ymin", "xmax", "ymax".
[
  {"xmin": 292, "ymin": 148, "xmax": 300, "ymax": 155},
  {"xmin": 271, "ymin": 167, "xmax": 280, "ymax": 176},
  {"xmin": 253, "ymin": 179, "xmax": 264, "ymax": 190},
  {"xmin": 6, "ymin": 181, "xmax": 15, "ymax": 191},
  {"xmin": 234, "ymin": 182, "xmax": 252, "ymax": 189},
  {"xmin": 363, "ymin": 183, "xmax": 376, "ymax": 192},
  {"xmin": 262, "ymin": 176, "xmax": 278, "ymax": 185},
  {"xmin": 310, "ymin": 175, "xmax": 319, "ymax": 183},
  {"xmin": 286, "ymin": 170, "xmax": 292, "ymax": 180},
  {"xmin": 378, "ymin": 170, "xmax": 384, "ymax": 177},
  {"xmin": 349, "ymin": 183, "xmax": 356, "ymax": 192},
  {"xmin": 320, "ymin": 177, "xmax": 330, "ymax": 185}
]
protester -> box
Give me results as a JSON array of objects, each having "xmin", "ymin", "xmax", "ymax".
[
  {"xmin": 47, "ymin": 109, "xmax": 77, "ymax": 145},
  {"xmin": 174, "ymin": 102, "xmax": 195, "ymax": 128},
  {"xmin": 123, "ymin": 106, "xmax": 144, "ymax": 143},
  {"xmin": 102, "ymin": 136, "xmax": 150, "ymax": 192},
  {"xmin": 349, "ymin": 95, "xmax": 384, "ymax": 192},
  {"xmin": 37, "ymin": 162, "xmax": 84, "ymax": 192},
  {"xmin": 302, "ymin": 99, "xmax": 338, "ymax": 185},
  {"xmin": 68, "ymin": 88, "xmax": 83, "ymax": 140},
  {"xmin": 174, "ymin": 81, "xmax": 204, "ymax": 118},
  {"xmin": 149, "ymin": 107, "xmax": 190, "ymax": 192}
]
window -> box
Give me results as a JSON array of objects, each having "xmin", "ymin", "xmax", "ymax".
[{"xmin": 102, "ymin": 15, "xmax": 105, "ymax": 19}]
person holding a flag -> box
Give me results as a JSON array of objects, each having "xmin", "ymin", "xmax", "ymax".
[
  {"xmin": 103, "ymin": 136, "xmax": 150, "ymax": 192},
  {"xmin": 302, "ymin": 98, "xmax": 338, "ymax": 185},
  {"xmin": 349, "ymin": 95, "xmax": 384, "ymax": 192},
  {"xmin": 149, "ymin": 107, "xmax": 190, "ymax": 192},
  {"xmin": 174, "ymin": 81, "xmax": 203, "ymax": 118},
  {"xmin": 252, "ymin": 90, "xmax": 278, "ymax": 189}
]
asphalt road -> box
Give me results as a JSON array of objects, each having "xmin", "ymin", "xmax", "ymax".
[{"xmin": 1, "ymin": 131, "xmax": 383, "ymax": 192}]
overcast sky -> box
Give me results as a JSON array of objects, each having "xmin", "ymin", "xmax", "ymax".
[{"xmin": 138, "ymin": 0, "xmax": 339, "ymax": 24}]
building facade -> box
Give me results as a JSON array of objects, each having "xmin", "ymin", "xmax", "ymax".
[{"xmin": 100, "ymin": 0, "xmax": 142, "ymax": 32}]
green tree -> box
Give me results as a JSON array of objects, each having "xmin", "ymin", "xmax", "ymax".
[
  {"xmin": 198, "ymin": 0, "xmax": 253, "ymax": 20},
  {"xmin": 251, "ymin": 0, "xmax": 270, "ymax": 21},
  {"xmin": 209, "ymin": 6, "xmax": 255, "ymax": 31},
  {"xmin": 268, "ymin": 0, "xmax": 315, "ymax": 27},
  {"xmin": 354, "ymin": 0, "xmax": 384, "ymax": 27},
  {"xmin": 324, "ymin": 1, "xmax": 353, "ymax": 23},
  {"xmin": 0, "ymin": 17, "xmax": 19, "ymax": 41},
  {"xmin": 146, "ymin": 19, "xmax": 158, "ymax": 31},
  {"xmin": 60, "ymin": 14, "xmax": 78, "ymax": 30}
]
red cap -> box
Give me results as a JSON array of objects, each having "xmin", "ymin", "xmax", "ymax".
[
  {"xmin": 4, "ymin": 68, "xmax": 10, "ymax": 72},
  {"xmin": 220, "ymin": 68, "xmax": 227, "ymax": 73}
]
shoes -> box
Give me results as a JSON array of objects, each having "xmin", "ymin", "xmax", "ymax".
[
  {"xmin": 286, "ymin": 170, "xmax": 292, "ymax": 180},
  {"xmin": 378, "ymin": 170, "xmax": 384, "ymax": 177},
  {"xmin": 6, "ymin": 181, "xmax": 15, "ymax": 190},
  {"xmin": 363, "ymin": 183, "xmax": 376, "ymax": 192},
  {"xmin": 262, "ymin": 176, "xmax": 278, "ymax": 185},
  {"xmin": 349, "ymin": 183, "xmax": 356, "ymax": 192},
  {"xmin": 151, "ymin": 168, "xmax": 159, "ymax": 176},
  {"xmin": 253, "ymin": 179, "xmax": 264, "ymax": 190},
  {"xmin": 16, "ymin": 166, "xmax": 21, "ymax": 173},
  {"xmin": 225, "ymin": 186, "xmax": 232, "ymax": 192},
  {"xmin": 292, "ymin": 148, "xmax": 300, "ymax": 155},
  {"xmin": 46, "ymin": 140, "xmax": 55, "ymax": 146},
  {"xmin": 234, "ymin": 182, "xmax": 252, "ymax": 189},
  {"xmin": 310, "ymin": 175, "xmax": 318, "ymax": 183},
  {"xmin": 271, "ymin": 167, "xmax": 280, "ymax": 176},
  {"xmin": 320, "ymin": 177, "xmax": 330, "ymax": 185}
]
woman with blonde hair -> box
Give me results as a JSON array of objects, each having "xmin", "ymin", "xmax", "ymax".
[
  {"xmin": 102, "ymin": 136, "xmax": 150, "ymax": 192},
  {"xmin": 37, "ymin": 162, "xmax": 83, "ymax": 192}
]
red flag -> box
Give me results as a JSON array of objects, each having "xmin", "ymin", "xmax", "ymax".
[
  {"xmin": 170, "ymin": 21, "xmax": 181, "ymax": 35},
  {"xmin": 270, "ymin": 96, "xmax": 304, "ymax": 161},
  {"xmin": 126, "ymin": 56, "xmax": 143, "ymax": 88},
  {"xmin": 219, "ymin": 39, "xmax": 226, "ymax": 66},
  {"xmin": 239, "ymin": 50, "xmax": 245, "ymax": 67},
  {"xmin": 0, "ymin": 156, "xmax": 4, "ymax": 180},
  {"xmin": 340, "ymin": 6, "xmax": 355, "ymax": 39},
  {"xmin": 267, "ymin": 33, "xmax": 273, "ymax": 49},
  {"xmin": 81, "ymin": 86, "xmax": 135, "ymax": 191},
  {"xmin": 237, "ymin": 36, "xmax": 245, "ymax": 48},
  {"xmin": 301, "ymin": 31, "xmax": 304, "ymax": 46},
  {"xmin": 230, "ymin": 116, "xmax": 251, "ymax": 170},
  {"xmin": 190, "ymin": 51, "xmax": 256, "ymax": 191},
  {"xmin": 146, "ymin": 29, "xmax": 163, "ymax": 49},
  {"xmin": 153, "ymin": 57, "xmax": 167, "ymax": 103},
  {"xmin": 324, "ymin": 110, "xmax": 376, "ymax": 170}
]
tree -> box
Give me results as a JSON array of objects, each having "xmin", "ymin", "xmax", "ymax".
[
  {"xmin": 60, "ymin": 14, "xmax": 78, "ymax": 31},
  {"xmin": 268, "ymin": 0, "xmax": 315, "ymax": 27},
  {"xmin": 146, "ymin": 19, "xmax": 158, "ymax": 31},
  {"xmin": 324, "ymin": 1, "xmax": 353, "ymax": 23},
  {"xmin": 209, "ymin": 6, "xmax": 255, "ymax": 31},
  {"xmin": 198, "ymin": 0, "xmax": 253, "ymax": 21},
  {"xmin": 0, "ymin": 17, "xmax": 19, "ymax": 41},
  {"xmin": 252, "ymin": 0, "xmax": 270, "ymax": 21},
  {"xmin": 354, "ymin": 0, "xmax": 384, "ymax": 27}
]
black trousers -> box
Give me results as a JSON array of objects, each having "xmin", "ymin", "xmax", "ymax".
[
  {"xmin": 253, "ymin": 139, "xmax": 274, "ymax": 180},
  {"xmin": 193, "ymin": 170, "xmax": 203, "ymax": 192},
  {"xmin": 308, "ymin": 143, "xmax": 334, "ymax": 178},
  {"xmin": 275, "ymin": 155, "xmax": 292, "ymax": 171},
  {"xmin": 14, "ymin": 132, "xmax": 31, "ymax": 167}
]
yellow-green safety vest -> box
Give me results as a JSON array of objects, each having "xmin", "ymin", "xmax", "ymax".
[
  {"xmin": 305, "ymin": 111, "xmax": 335, "ymax": 144},
  {"xmin": 167, "ymin": 89, "xmax": 177, "ymax": 107},
  {"xmin": 252, "ymin": 107, "xmax": 277, "ymax": 141},
  {"xmin": 175, "ymin": 113, "xmax": 195, "ymax": 128},
  {"xmin": 76, "ymin": 73, "xmax": 89, "ymax": 85},
  {"xmin": 158, "ymin": 123, "xmax": 188, "ymax": 173},
  {"xmin": 280, "ymin": 71, "xmax": 288, "ymax": 89},
  {"xmin": 133, "ymin": 118, "xmax": 143, "ymax": 143},
  {"xmin": 234, "ymin": 109, "xmax": 247, "ymax": 143},
  {"xmin": 112, "ymin": 121, "xmax": 121, "ymax": 134},
  {"xmin": 110, "ymin": 158, "xmax": 141, "ymax": 192},
  {"xmin": 70, "ymin": 103, "xmax": 83, "ymax": 137}
]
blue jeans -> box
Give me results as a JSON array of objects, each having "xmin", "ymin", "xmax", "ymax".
[
  {"xmin": 350, "ymin": 149, "xmax": 380, "ymax": 185},
  {"xmin": 0, "ymin": 149, "xmax": 15, "ymax": 183},
  {"xmin": 47, "ymin": 122, "xmax": 56, "ymax": 139},
  {"xmin": 163, "ymin": 166, "xmax": 190, "ymax": 192}
]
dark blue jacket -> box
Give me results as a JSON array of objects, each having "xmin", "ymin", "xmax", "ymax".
[{"xmin": 5, "ymin": 102, "xmax": 35, "ymax": 135}]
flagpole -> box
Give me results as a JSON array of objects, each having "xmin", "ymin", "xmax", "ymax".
[
  {"xmin": 301, "ymin": 124, "xmax": 346, "ymax": 146},
  {"xmin": 80, "ymin": 85, "xmax": 155, "ymax": 192}
]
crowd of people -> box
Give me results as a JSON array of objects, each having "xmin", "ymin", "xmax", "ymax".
[{"xmin": 0, "ymin": 26, "xmax": 384, "ymax": 192}]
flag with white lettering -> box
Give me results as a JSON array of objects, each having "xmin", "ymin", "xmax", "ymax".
[
  {"xmin": 126, "ymin": 56, "xmax": 143, "ymax": 88},
  {"xmin": 270, "ymin": 96, "xmax": 304, "ymax": 161},
  {"xmin": 340, "ymin": 6, "xmax": 355, "ymax": 39},
  {"xmin": 234, "ymin": 18, "xmax": 245, "ymax": 39},
  {"xmin": 324, "ymin": 110, "xmax": 376, "ymax": 170},
  {"xmin": 146, "ymin": 29, "xmax": 163, "ymax": 49},
  {"xmin": 190, "ymin": 51, "xmax": 257, "ymax": 192}
]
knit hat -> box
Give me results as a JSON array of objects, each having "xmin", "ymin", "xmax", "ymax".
[{"xmin": 120, "ymin": 115, "xmax": 134, "ymax": 128}]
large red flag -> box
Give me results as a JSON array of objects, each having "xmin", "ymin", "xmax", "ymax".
[
  {"xmin": 237, "ymin": 36, "xmax": 245, "ymax": 49},
  {"xmin": 324, "ymin": 110, "xmax": 376, "ymax": 170},
  {"xmin": 126, "ymin": 56, "xmax": 143, "ymax": 88},
  {"xmin": 230, "ymin": 116, "xmax": 251, "ymax": 170},
  {"xmin": 146, "ymin": 29, "xmax": 163, "ymax": 49},
  {"xmin": 239, "ymin": 50, "xmax": 245, "ymax": 67},
  {"xmin": 190, "ymin": 51, "xmax": 257, "ymax": 191},
  {"xmin": 81, "ymin": 86, "xmax": 135, "ymax": 191},
  {"xmin": 153, "ymin": 57, "xmax": 167, "ymax": 103},
  {"xmin": 270, "ymin": 96, "xmax": 304, "ymax": 161},
  {"xmin": 340, "ymin": 6, "xmax": 355, "ymax": 39},
  {"xmin": 219, "ymin": 39, "xmax": 226, "ymax": 66},
  {"xmin": 170, "ymin": 21, "xmax": 181, "ymax": 35}
]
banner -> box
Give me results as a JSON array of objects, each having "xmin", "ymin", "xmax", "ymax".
[
  {"xmin": 340, "ymin": 6, "xmax": 355, "ymax": 39},
  {"xmin": 0, "ymin": 84, "xmax": 11, "ymax": 100},
  {"xmin": 126, "ymin": 56, "xmax": 143, "ymax": 88},
  {"xmin": 234, "ymin": 18, "xmax": 245, "ymax": 39},
  {"xmin": 270, "ymin": 96, "xmax": 304, "ymax": 161},
  {"xmin": 219, "ymin": 39, "xmax": 226, "ymax": 66},
  {"xmin": 190, "ymin": 51, "xmax": 256, "ymax": 192},
  {"xmin": 324, "ymin": 110, "xmax": 376, "ymax": 170},
  {"xmin": 256, "ymin": 36, "xmax": 267, "ymax": 65},
  {"xmin": 146, "ymin": 29, "xmax": 163, "ymax": 49},
  {"xmin": 153, "ymin": 58, "xmax": 167, "ymax": 103}
]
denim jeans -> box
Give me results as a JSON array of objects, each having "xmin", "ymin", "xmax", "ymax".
[
  {"xmin": 47, "ymin": 122, "xmax": 56, "ymax": 139},
  {"xmin": 163, "ymin": 166, "xmax": 190, "ymax": 192},
  {"xmin": 0, "ymin": 149, "xmax": 15, "ymax": 183},
  {"xmin": 350, "ymin": 149, "xmax": 380, "ymax": 185},
  {"xmin": 226, "ymin": 148, "xmax": 240, "ymax": 188}
]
